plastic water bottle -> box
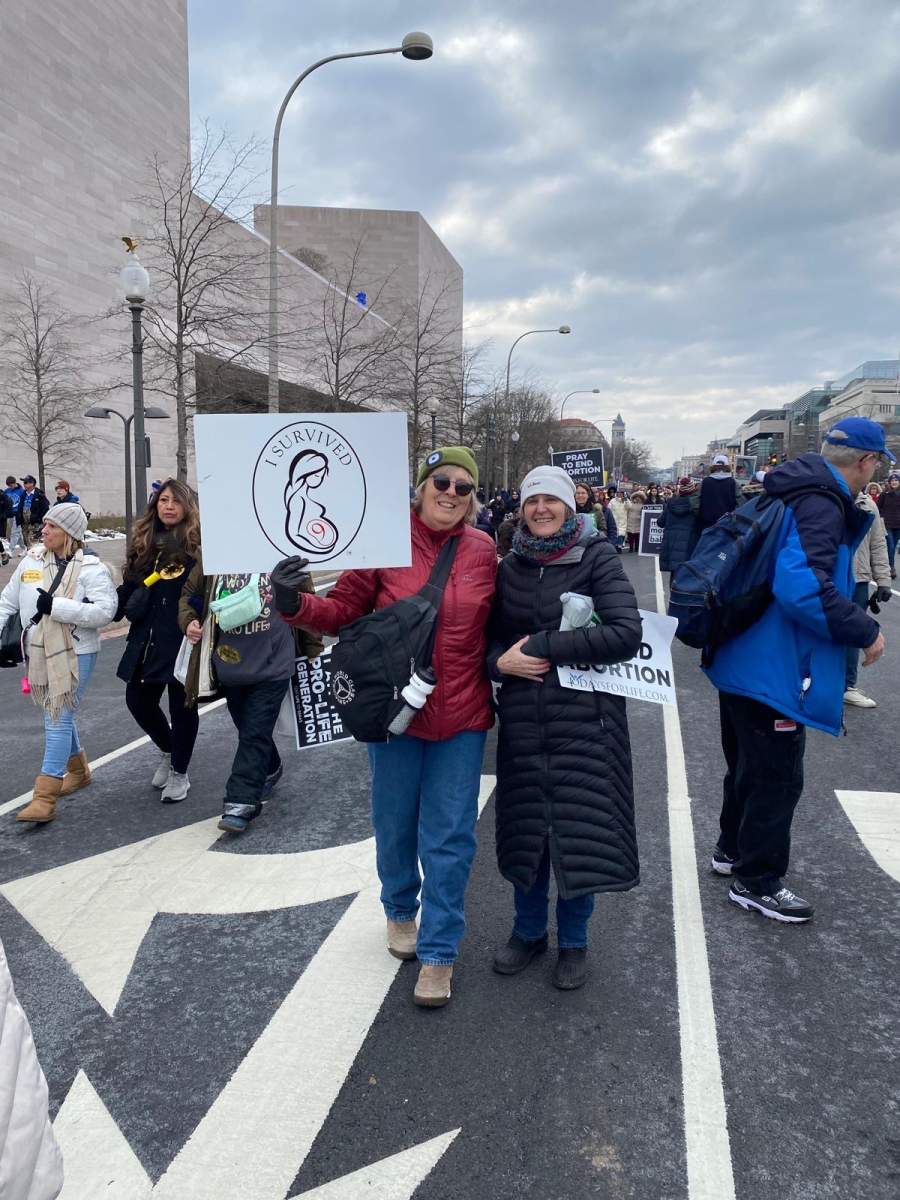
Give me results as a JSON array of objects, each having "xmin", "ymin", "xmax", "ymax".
[
  {"xmin": 560, "ymin": 593, "xmax": 601, "ymax": 631},
  {"xmin": 388, "ymin": 666, "xmax": 438, "ymax": 736},
  {"xmin": 20, "ymin": 676, "xmax": 31, "ymax": 695}
]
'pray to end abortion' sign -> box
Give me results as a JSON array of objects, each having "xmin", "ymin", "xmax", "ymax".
[
  {"xmin": 557, "ymin": 608, "xmax": 678, "ymax": 706},
  {"xmin": 550, "ymin": 447, "xmax": 606, "ymax": 488},
  {"xmin": 193, "ymin": 412, "xmax": 412, "ymax": 574}
]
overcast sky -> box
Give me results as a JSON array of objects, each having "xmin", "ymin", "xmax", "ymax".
[{"xmin": 189, "ymin": 0, "xmax": 900, "ymax": 465}]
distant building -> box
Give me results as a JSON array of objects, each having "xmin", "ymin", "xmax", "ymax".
[
  {"xmin": 554, "ymin": 418, "xmax": 611, "ymax": 456},
  {"xmin": 819, "ymin": 361, "xmax": 900, "ymax": 438}
]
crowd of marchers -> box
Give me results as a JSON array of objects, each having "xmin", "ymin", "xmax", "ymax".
[{"xmin": 0, "ymin": 416, "xmax": 890, "ymax": 1012}]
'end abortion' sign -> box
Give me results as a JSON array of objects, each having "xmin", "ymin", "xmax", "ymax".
[
  {"xmin": 557, "ymin": 608, "xmax": 678, "ymax": 706},
  {"xmin": 550, "ymin": 447, "xmax": 605, "ymax": 488}
]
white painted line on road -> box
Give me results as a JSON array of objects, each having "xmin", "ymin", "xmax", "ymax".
[
  {"xmin": 655, "ymin": 560, "xmax": 736, "ymax": 1200},
  {"xmin": 0, "ymin": 698, "xmax": 227, "ymax": 818},
  {"xmin": 835, "ymin": 790, "xmax": 900, "ymax": 883}
]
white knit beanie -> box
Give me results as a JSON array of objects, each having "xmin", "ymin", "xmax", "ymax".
[
  {"xmin": 45, "ymin": 503, "xmax": 88, "ymax": 542},
  {"xmin": 519, "ymin": 466, "xmax": 576, "ymax": 510}
]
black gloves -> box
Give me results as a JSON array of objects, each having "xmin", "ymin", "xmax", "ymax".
[
  {"xmin": 271, "ymin": 556, "xmax": 310, "ymax": 616},
  {"xmin": 869, "ymin": 586, "xmax": 893, "ymax": 614},
  {"xmin": 35, "ymin": 588, "xmax": 53, "ymax": 617}
]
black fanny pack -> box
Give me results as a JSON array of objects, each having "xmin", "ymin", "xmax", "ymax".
[{"xmin": 329, "ymin": 535, "xmax": 458, "ymax": 742}]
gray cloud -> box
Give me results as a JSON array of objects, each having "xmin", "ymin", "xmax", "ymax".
[{"xmin": 188, "ymin": 0, "xmax": 900, "ymax": 464}]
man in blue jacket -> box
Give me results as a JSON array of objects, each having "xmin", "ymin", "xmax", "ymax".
[{"xmin": 704, "ymin": 417, "xmax": 888, "ymax": 923}]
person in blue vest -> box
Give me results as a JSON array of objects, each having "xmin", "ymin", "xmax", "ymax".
[
  {"xmin": 704, "ymin": 418, "xmax": 888, "ymax": 924},
  {"xmin": 697, "ymin": 454, "xmax": 742, "ymax": 531}
]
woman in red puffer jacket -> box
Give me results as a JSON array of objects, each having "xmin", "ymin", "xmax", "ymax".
[{"xmin": 272, "ymin": 447, "xmax": 496, "ymax": 1009}]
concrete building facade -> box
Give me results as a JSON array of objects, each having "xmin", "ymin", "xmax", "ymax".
[
  {"xmin": 0, "ymin": 3, "xmax": 464, "ymax": 517},
  {"xmin": 0, "ymin": 0, "xmax": 190, "ymax": 515}
]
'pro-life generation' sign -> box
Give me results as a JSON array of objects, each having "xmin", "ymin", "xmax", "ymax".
[
  {"xmin": 550, "ymin": 447, "xmax": 606, "ymax": 488},
  {"xmin": 194, "ymin": 412, "xmax": 412, "ymax": 574},
  {"xmin": 291, "ymin": 650, "xmax": 354, "ymax": 751},
  {"xmin": 557, "ymin": 608, "xmax": 677, "ymax": 706}
]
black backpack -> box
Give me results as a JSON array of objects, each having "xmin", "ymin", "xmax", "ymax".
[{"xmin": 329, "ymin": 536, "xmax": 458, "ymax": 742}]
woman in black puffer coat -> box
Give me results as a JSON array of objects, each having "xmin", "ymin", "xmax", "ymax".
[
  {"xmin": 115, "ymin": 480, "xmax": 202, "ymax": 804},
  {"xmin": 486, "ymin": 465, "xmax": 642, "ymax": 990},
  {"xmin": 658, "ymin": 476, "xmax": 701, "ymax": 573}
]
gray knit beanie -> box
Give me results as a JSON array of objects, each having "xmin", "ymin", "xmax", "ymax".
[{"xmin": 45, "ymin": 503, "xmax": 88, "ymax": 542}]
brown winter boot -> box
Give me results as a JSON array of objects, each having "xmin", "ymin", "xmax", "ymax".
[
  {"xmin": 17, "ymin": 775, "xmax": 64, "ymax": 823},
  {"xmin": 386, "ymin": 919, "xmax": 418, "ymax": 961},
  {"xmin": 413, "ymin": 964, "xmax": 453, "ymax": 1008},
  {"xmin": 59, "ymin": 749, "xmax": 92, "ymax": 797}
]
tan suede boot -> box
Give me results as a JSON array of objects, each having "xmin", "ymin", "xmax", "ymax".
[
  {"xmin": 17, "ymin": 775, "xmax": 64, "ymax": 823},
  {"xmin": 59, "ymin": 749, "xmax": 92, "ymax": 797},
  {"xmin": 386, "ymin": 919, "xmax": 418, "ymax": 961},
  {"xmin": 413, "ymin": 964, "xmax": 453, "ymax": 1008}
]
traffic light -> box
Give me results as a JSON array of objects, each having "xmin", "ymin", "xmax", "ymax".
[{"xmin": 769, "ymin": 454, "xmax": 778, "ymax": 466}]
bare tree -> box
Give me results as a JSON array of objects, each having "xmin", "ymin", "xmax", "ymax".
[
  {"xmin": 135, "ymin": 122, "xmax": 273, "ymax": 480},
  {"xmin": 0, "ymin": 272, "xmax": 94, "ymax": 489},
  {"xmin": 385, "ymin": 271, "xmax": 464, "ymax": 478},
  {"xmin": 617, "ymin": 437, "xmax": 655, "ymax": 480},
  {"xmin": 299, "ymin": 230, "xmax": 403, "ymax": 414},
  {"xmin": 469, "ymin": 374, "xmax": 559, "ymax": 493},
  {"xmin": 443, "ymin": 337, "xmax": 493, "ymax": 448}
]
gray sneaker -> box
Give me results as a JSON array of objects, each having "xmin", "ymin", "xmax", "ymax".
[
  {"xmin": 151, "ymin": 753, "xmax": 172, "ymax": 788},
  {"xmin": 843, "ymin": 687, "xmax": 876, "ymax": 708},
  {"xmin": 161, "ymin": 771, "xmax": 190, "ymax": 804}
]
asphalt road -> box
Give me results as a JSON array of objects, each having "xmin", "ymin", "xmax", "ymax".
[{"xmin": 0, "ymin": 553, "xmax": 897, "ymax": 1199}]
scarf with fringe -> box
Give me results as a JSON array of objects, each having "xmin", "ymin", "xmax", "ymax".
[
  {"xmin": 28, "ymin": 549, "xmax": 83, "ymax": 723},
  {"xmin": 512, "ymin": 515, "xmax": 583, "ymax": 564}
]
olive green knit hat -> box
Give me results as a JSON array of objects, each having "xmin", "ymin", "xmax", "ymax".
[{"xmin": 416, "ymin": 446, "xmax": 479, "ymax": 488}]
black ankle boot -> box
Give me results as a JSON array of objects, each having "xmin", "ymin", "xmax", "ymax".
[
  {"xmin": 552, "ymin": 946, "xmax": 587, "ymax": 989},
  {"xmin": 492, "ymin": 933, "xmax": 549, "ymax": 975}
]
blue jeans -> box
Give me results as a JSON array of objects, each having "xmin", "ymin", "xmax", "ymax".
[
  {"xmin": 845, "ymin": 581, "xmax": 871, "ymax": 690},
  {"xmin": 886, "ymin": 528, "xmax": 900, "ymax": 571},
  {"xmin": 513, "ymin": 840, "xmax": 595, "ymax": 949},
  {"xmin": 367, "ymin": 730, "xmax": 487, "ymax": 966},
  {"xmin": 41, "ymin": 652, "xmax": 98, "ymax": 777}
]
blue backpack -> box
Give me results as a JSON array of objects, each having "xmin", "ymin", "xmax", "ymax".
[{"xmin": 667, "ymin": 488, "xmax": 842, "ymax": 659}]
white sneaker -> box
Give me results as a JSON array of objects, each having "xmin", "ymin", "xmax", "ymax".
[
  {"xmin": 161, "ymin": 771, "xmax": 190, "ymax": 803},
  {"xmin": 843, "ymin": 687, "xmax": 876, "ymax": 709},
  {"xmin": 151, "ymin": 753, "xmax": 172, "ymax": 788}
]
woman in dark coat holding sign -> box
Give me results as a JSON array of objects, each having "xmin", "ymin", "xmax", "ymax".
[{"xmin": 487, "ymin": 465, "xmax": 642, "ymax": 990}]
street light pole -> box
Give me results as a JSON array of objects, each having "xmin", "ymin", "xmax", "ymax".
[
  {"xmin": 85, "ymin": 405, "xmax": 170, "ymax": 546},
  {"xmin": 119, "ymin": 249, "xmax": 152, "ymax": 510},
  {"xmin": 511, "ymin": 430, "xmax": 520, "ymax": 487},
  {"xmin": 559, "ymin": 387, "xmax": 600, "ymax": 422},
  {"xmin": 504, "ymin": 325, "xmax": 570, "ymax": 416},
  {"xmin": 267, "ymin": 33, "xmax": 433, "ymax": 413},
  {"xmin": 130, "ymin": 302, "xmax": 147, "ymax": 505},
  {"xmin": 425, "ymin": 395, "xmax": 440, "ymax": 451}
]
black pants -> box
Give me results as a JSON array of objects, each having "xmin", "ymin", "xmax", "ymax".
[
  {"xmin": 125, "ymin": 678, "xmax": 199, "ymax": 774},
  {"xmin": 224, "ymin": 678, "xmax": 288, "ymax": 807},
  {"xmin": 717, "ymin": 690, "xmax": 807, "ymax": 894}
]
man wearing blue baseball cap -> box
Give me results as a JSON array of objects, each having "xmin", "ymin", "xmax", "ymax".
[{"xmin": 703, "ymin": 416, "xmax": 888, "ymax": 924}]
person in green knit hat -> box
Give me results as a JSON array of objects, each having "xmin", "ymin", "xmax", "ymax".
[{"xmin": 271, "ymin": 445, "xmax": 497, "ymax": 1009}]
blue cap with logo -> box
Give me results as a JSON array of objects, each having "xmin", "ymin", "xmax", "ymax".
[{"xmin": 823, "ymin": 416, "xmax": 896, "ymax": 463}]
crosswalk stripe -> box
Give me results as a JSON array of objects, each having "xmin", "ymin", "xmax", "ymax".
[{"xmin": 656, "ymin": 560, "xmax": 736, "ymax": 1200}]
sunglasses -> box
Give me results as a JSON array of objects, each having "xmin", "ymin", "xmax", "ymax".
[{"xmin": 430, "ymin": 474, "xmax": 474, "ymax": 497}]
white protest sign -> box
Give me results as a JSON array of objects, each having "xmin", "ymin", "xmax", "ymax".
[
  {"xmin": 193, "ymin": 412, "xmax": 412, "ymax": 574},
  {"xmin": 557, "ymin": 608, "xmax": 678, "ymax": 706},
  {"xmin": 290, "ymin": 650, "xmax": 354, "ymax": 750}
]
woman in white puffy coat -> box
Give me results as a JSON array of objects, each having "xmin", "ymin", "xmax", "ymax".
[
  {"xmin": 0, "ymin": 937, "xmax": 63, "ymax": 1200},
  {"xmin": 0, "ymin": 504, "xmax": 116, "ymax": 823}
]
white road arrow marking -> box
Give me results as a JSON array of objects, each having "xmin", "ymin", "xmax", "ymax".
[
  {"xmin": 834, "ymin": 790, "xmax": 900, "ymax": 883},
  {"xmin": 41, "ymin": 773, "xmax": 497, "ymax": 1197},
  {"xmin": 294, "ymin": 1129, "xmax": 460, "ymax": 1198}
]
